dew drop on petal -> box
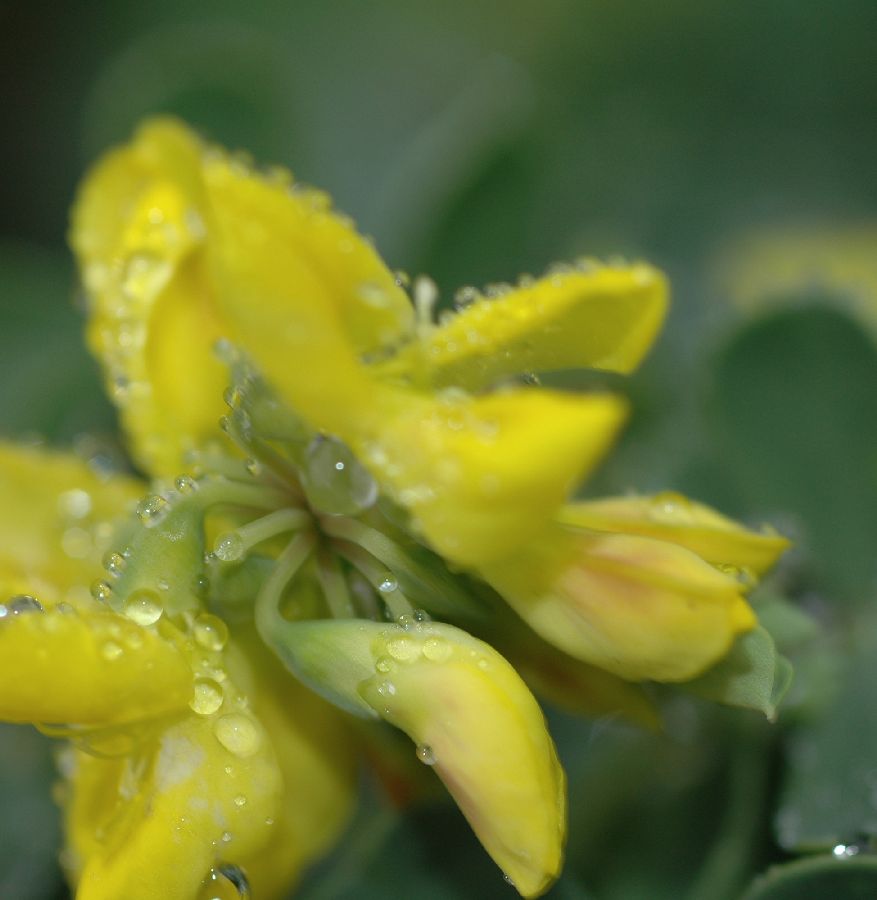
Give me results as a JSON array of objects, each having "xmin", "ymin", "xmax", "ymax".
[
  {"xmin": 175, "ymin": 475, "xmax": 197, "ymax": 494},
  {"xmin": 214, "ymin": 714, "xmax": 261, "ymax": 758},
  {"xmin": 422, "ymin": 636, "xmax": 452, "ymax": 663},
  {"xmin": 137, "ymin": 494, "xmax": 169, "ymax": 527},
  {"xmin": 416, "ymin": 744, "xmax": 436, "ymax": 766},
  {"xmin": 101, "ymin": 641, "xmax": 123, "ymax": 661},
  {"xmin": 102, "ymin": 551, "xmax": 126, "ymax": 578},
  {"xmin": 386, "ymin": 635, "xmax": 420, "ymax": 662},
  {"xmin": 123, "ymin": 589, "xmax": 163, "ymax": 626},
  {"xmin": 91, "ymin": 580, "xmax": 113, "ymax": 603},
  {"xmin": 189, "ymin": 678, "xmax": 224, "ymax": 716},
  {"xmin": 193, "ymin": 613, "xmax": 229, "ymax": 651},
  {"xmin": 1, "ymin": 595, "xmax": 44, "ymax": 618}
]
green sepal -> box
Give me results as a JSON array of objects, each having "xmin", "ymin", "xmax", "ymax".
[
  {"xmin": 260, "ymin": 618, "xmax": 387, "ymax": 719},
  {"xmin": 683, "ymin": 626, "xmax": 793, "ymax": 721}
]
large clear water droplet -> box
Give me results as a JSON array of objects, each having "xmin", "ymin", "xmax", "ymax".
[
  {"xmin": 123, "ymin": 590, "xmax": 163, "ymax": 627},
  {"xmin": 214, "ymin": 714, "xmax": 261, "ymax": 758},
  {"xmin": 189, "ymin": 678, "xmax": 224, "ymax": 716},
  {"xmin": 193, "ymin": 614, "xmax": 229, "ymax": 651},
  {"xmin": 302, "ymin": 435, "xmax": 378, "ymax": 516},
  {"xmin": 0, "ymin": 595, "xmax": 44, "ymax": 619}
]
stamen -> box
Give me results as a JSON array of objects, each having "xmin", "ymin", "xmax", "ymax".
[
  {"xmin": 254, "ymin": 531, "xmax": 317, "ymax": 638},
  {"xmin": 214, "ymin": 508, "xmax": 310, "ymax": 562},
  {"xmin": 333, "ymin": 540, "xmax": 415, "ymax": 622},
  {"xmin": 313, "ymin": 547, "xmax": 356, "ymax": 619}
]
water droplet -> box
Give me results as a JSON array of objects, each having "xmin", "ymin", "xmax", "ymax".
[
  {"xmin": 175, "ymin": 475, "xmax": 197, "ymax": 494},
  {"xmin": 214, "ymin": 714, "xmax": 261, "ymax": 758},
  {"xmin": 386, "ymin": 635, "xmax": 420, "ymax": 662},
  {"xmin": 91, "ymin": 580, "xmax": 113, "ymax": 603},
  {"xmin": 193, "ymin": 574, "xmax": 210, "ymax": 598},
  {"xmin": 61, "ymin": 527, "xmax": 92, "ymax": 559},
  {"xmin": 193, "ymin": 614, "xmax": 229, "ymax": 652},
  {"xmin": 245, "ymin": 458, "xmax": 262, "ymax": 477},
  {"xmin": 103, "ymin": 551, "xmax": 126, "ymax": 578},
  {"xmin": 214, "ymin": 532, "xmax": 244, "ymax": 562},
  {"xmin": 190, "ymin": 678, "xmax": 224, "ymax": 716},
  {"xmin": 0, "ymin": 595, "xmax": 44, "ymax": 618},
  {"xmin": 378, "ymin": 574, "xmax": 398, "ymax": 594},
  {"xmin": 833, "ymin": 843, "xmax": 861, "ymax": 858},
  {"xmin": 58, "ymin": 488, "xmax": 92, "ymax": 519},
  {"xmin": 199, "ymin": 863, "xmax": 251, "ymax": 899},
  {"xmin": 233, "ymin": 794, "xmax": 247, "ymax": 808},
  {"xmin": 376, "ymin": 680, "xmax": 397, "ymax": 697},
  {"xmin": 137, "ymin": 494, "xmax": 169, "ymax": 527},
  {"xmin": 453, "ymin": 285, "xmax": 480, "ymax": 310},
  {"xmin": 221, "ymin": 831, "xmax": 233, "ymax": 843},
  {"xmin": 358, "ymin": 282, "xmax": 390, "ymax": 309},
  {"xmin": 123, "ymin": 589, "xmax": 163, "ymax": 626},
  {"xmin": 416, "ymin": 744, "xmax": 436, "ymax": 766},
  {"xmin": 302, "ymin": 435, "xmax": 378, "ymax": 516},
  {"xmin": 375, "ymin": 656, "xmax": 395, "ymax": 674},
  {"xmin": 101, "ymin": 641, "xmax": 123, "ymax": 661},
  {"xmin": 223, "ymin": 385, "xmax": 243, "ymax": 408},
  {"xmin": 394, "ymin": 270, "xmax": 411, "ymax": 288},
  {"xmin": 503, "ymin": 873, "xmax": 516, "ymax": 888},
  {"xmin": 121, "ymin": 253, "xmax": 171, "ymax": 301},
  {"xmin": 422, "ymin": 636, "xmax": 452, "ymax": 663}
]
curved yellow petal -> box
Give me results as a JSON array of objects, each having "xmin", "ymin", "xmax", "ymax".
[
  {"xmin": 71, "ymin": 709, "xmax": 283, "ymax": 900},
  {"xmin": 225, "ymin": 633, "xmax": 356, "ymax": 897},
  {"xmin": 379, "ymin": 263, "xmax": 667, "ymax": 389},
  {"xmin": 0, "ymin": 442, "xmax": 143, "ymax": 605},
  {"xmin": 481, "ymin": 525, "xmax": 756, "ymax": 682},
  {"xmin": 559, "ymin": 492, "xmax": 790, "ymax": 576},
  {"xmin": 354, "ymin": 389, "xmax": 626, "ymax": 566},
  {"xmin": 71, "ymin": 119, "xmax": 217, "ymax": 477},
  {"xmin": 360, "ymin": 622, "xmax": 565, "ymax": 898},
  {"xmin": 71, "ymin": 118, "xmax": 414, "ymax": 476},
  {"xmin": 0, "ymin": 604, "xmax": 192, "ymax": 725}
]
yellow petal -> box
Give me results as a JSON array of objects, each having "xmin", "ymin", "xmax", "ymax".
[
  {"xmin": 225, "ymin": 633, "xmax": 356, "ymax": 898},
  {"xmin": 559, "ymin": 492, "xmax": 790, "ymax": 576},
  {"xmin": 481, "ymin": 525, "xmax": 756, "ymax": 682},
  {"xmin": 71, "ymin": 709, "xmax": 283, "ymax": 900},
  {"xmin": 361, "ymin": 622, "xmax": 566, "ymax": 898},
  {"xmin": 379, "ymin": 263, "xmax": 668, "ymax": 389},
  {"xmin": 0, "ymin": 604, "xmax": 192, "ymax": 725},
  {"xmin": 71, "ymin": 119, "xmax": 217, "ymax": 477},
  {"xmin": 0, "ymin": 442, "xmax": 143, "ymax": 605},
  {"xmin": 71, "ymin": 118, "xmax": 414, "ymax": 475},
  {"xmin": 201, "ymin": 146, "xmax": 413, "ymax": 438},
  {"xmin": 354, "ymin": 389, "xmax": 626, "ymax": 566}
]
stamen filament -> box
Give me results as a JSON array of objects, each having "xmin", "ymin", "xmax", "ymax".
[
  {"xmin": 234, "ymin": 507, "xmax": 310, "ymax": 553},
  {"xmin": 333, "ymin": 540, "xmax": 415, "ymax": 621},
  {"xmin": 255, "ymin": 531, "xmax": 316, "ymax": 638},
  {"xmin": 314, "ymin": 548, "xmax": 357, "ymax": 619}
]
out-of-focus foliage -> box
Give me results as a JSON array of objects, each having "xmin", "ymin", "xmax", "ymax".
[{"xmin": 1, "ymin": 0, "xmax": 876, "ymax": 897}]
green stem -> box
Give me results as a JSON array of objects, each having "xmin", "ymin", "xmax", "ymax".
[
  {"xmin": 333, "ymin": 540, "xmax": 415, "ymax": 621},
  {"xmin": 234, "ymin": 507, "xmax": 310, "ymax": 551}
]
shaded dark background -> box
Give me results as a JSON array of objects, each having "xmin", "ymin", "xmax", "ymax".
[{"xmin": 2, "ymin": 1, "xmax": 877, "ymax": 898}]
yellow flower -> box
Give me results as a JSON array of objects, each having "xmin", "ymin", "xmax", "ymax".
[{"xmin": 0, "ymin": 117, "xmax": 789, "ymax": 899}]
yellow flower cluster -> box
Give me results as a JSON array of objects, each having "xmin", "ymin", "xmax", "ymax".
[{"xmin": 0, "ymin": 119, "xmax": 788, "ymax": 899}]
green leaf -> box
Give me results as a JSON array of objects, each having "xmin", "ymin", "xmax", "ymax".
[
  {"xmin": 684, "ymin": 626, "xmax": 792, "ymax": 720},
  {"xmin": 776, "ymin": 612, "xmax": 877, "ymax": 850},
  {"xmin": 707, "ymin": 305, "xmax": 877, "ymax": 603},
  {"xmin": 741, "ymin": 854, "xmax": 877, "ymax": 900}
]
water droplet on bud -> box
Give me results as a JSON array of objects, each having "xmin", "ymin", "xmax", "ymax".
[{"xmin": 123, "ymin": 590, "xmax": 163, "ymax": 626}]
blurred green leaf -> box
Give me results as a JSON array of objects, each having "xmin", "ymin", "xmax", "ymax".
[
  {"xmin": 684, "ymin": 626, "xmax": 792, "ymax": 721},
  {"xmin": 741, "ymin": 854, "xmax": 877, "ymax": 900},
  {"xmin": 776, "ymin": 611, "xmax": 877, "ymax": 851},
  {"xmin": 0, "ymin": 725, "xmax": 63, "ymax": 900},
  {"xmin": 707, "ymin": 304, "xmax": 877, "ymax": 603},
  {"xmin": 0, "ymin": 242, "xmax": 116, "ymax": 442}
]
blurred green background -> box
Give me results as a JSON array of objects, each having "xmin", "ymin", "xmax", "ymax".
[{"xmin": 2, "ymin": 1, "xmax": 877, "ymax": 897}]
